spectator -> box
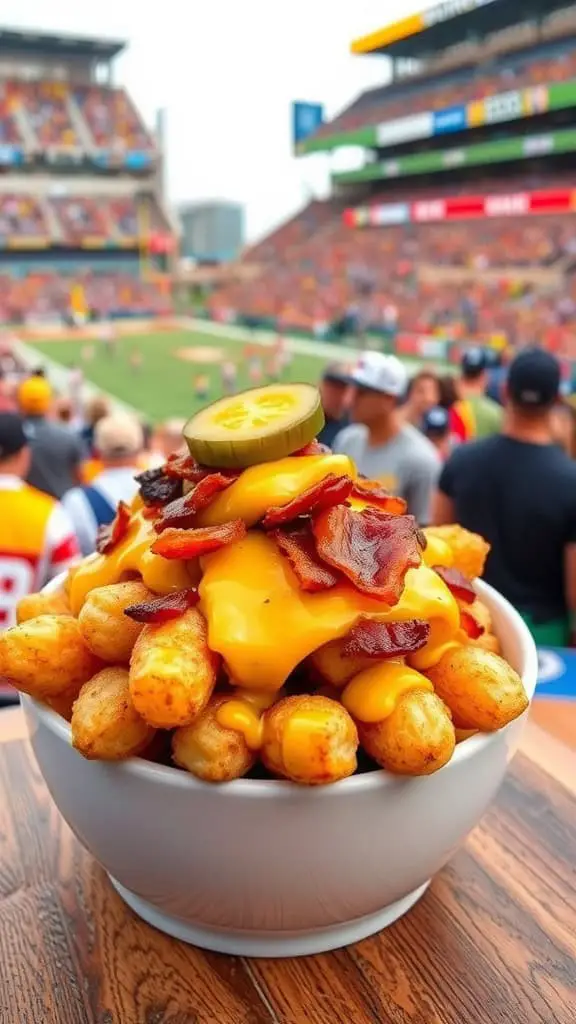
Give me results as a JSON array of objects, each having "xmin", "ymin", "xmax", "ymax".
[
  {"xmin": 0, "ymin": 371, "xmax": 16, "ymax": 413},
  {"xmin": 18, "ymin": 376, "xmax": 83, "ymax": 500},
  {"xmin": 422, "ymin": 406, "xmax": 452, "ymax": 462},
  {"xmin": 80, "ymin": 395, "xmax": 110, "ymax": 482},
  {"xmin": 0, "ymin": 412, "xmax": 79, "ymax": 631},
  {"xmin": 438, "ymin": 374, "xmax": 458, "ymax": 411},
  {"xmin": 62, "ymin": 414, "xmax": 143, "ymax": 555},
  {"xmin": 334, "ymin": 352, "xmax": 439, "ymax": 524},
  {"xmin": 317, "ymin": 364, "xmax": 350, "ymax": 448},
  {"xmin": 433, "ymin": 349, "xmax": 576, "ymax": 646},
  {"xmin": 450, "ymin": 348, "xmax": 503, "ymax": 442},
  {"xmin": 153, "ymin": 418, "xmax": 187, "ymax": 461},
  {"xmin": 403, "ymin": 370, "xmax": 441, "ymax": 429}
]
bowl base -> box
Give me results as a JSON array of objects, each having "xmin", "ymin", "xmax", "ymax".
[{"xmin": 108, "ymin": 876, "xmax": 430, "ymax": 957}]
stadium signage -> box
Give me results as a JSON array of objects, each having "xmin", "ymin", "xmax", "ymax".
[
  {"xmin": 423, "ymin": 0, "xmax": 495, "ymax": 28},
  {"xmin": 376, "ymin": 112, "xmax": 432, "ymax": 146},
  {"xmin": 344, "ymin": 188, "xmax": 576, "ymax": 227}
]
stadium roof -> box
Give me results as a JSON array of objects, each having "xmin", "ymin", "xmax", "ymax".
[
  {"xmin": 0, "ymin": 26, "xmax": 125, "ymax": 60},
  {"xmin": 350, "ymin": 0, "xmax": 567, "ymax": 58}
]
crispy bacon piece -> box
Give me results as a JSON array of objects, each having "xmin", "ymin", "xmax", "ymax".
[
  {"xmin": 151, "ymin": 520, "xmax": 246, "ymax": 559},
  {"xmin": 124, "ymin": 588, "xmax": 199, "ymax": 624},
  {"xmin": 350, "ymin": 479, "xmax": 407, "ymax": 516},
  {"xmin": 136, "ymin": 467, "xmax": 183, "ymax": 507},
  {"xmin": 294, "ymin": 439, "xmax": 331, "ymax": 456},
  {"xmin": 262, "ymin": 474, "xmax": 353, "ymax": 529},
  {"xmin": 164, "ymin": 452, "xmax": 206, "ymax": 482},
  {"xmin": 460, "ymin": 610, "xmax": 485, "ymax": 639},
  {"xmin": 96, "ymin": 501, "xmax": 131, "ymax": 555},
  {"xmin": 341, "ymin": 617, "xmax": 430, "ymax": 659},
  {"xmin": 312, "ymin": 506, "xmax": 424, "ymax": 604},
  {"xmin": 154, "ymin": 474, "xmax": 234, "ymax": 533},
  {"xmin": 434, "ymin": 566, "xmax": 476, "ymax": 604},
  {"xmin": 271, "ymin": 524, "xmax": 341, "ymax": 592}
]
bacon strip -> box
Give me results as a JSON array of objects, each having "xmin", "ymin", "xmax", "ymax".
[
  {"xmin": 154, "ymin": 474, "xmax": 234, "ymax": 533},
  {"xmin": 164, "ymin": 452, "xmax": 206, "ymax": 482},
  {"xmin": 460, "ymin": 610, "xmax": 485, "ymax": 639},
  {"xmin": 434, "ymin": 565, "xmax": 476, "ymax": 604},
  {"xmin": 136, "ymin": 466, "xmax": 183, "ymax": 507},
  {"xmin": 124, "ymin": 588, "xmax": 199, "ymax": 624},
  {"xmin": 271, "ymin": 524, "xmax": 341, "ymax": 592},
  {"xmin": 350, "ymin": 479, "xmax": 407, "ymax": 516},
  {"xmin": 313, "ymin": 506, "xmax": 424, "ymax": 604},
  {"xmin": 262, "ymin": 474, "xmax": 353, "ymax": 529},
  {"xmin": 151, "ymin": 520, "xmax": 246, "ymax": 559},
  {"xmin": 341, "ymin": 617, "xmax": 430, "ymax": 658},
  {"xmin": 96, "ymin": 501, "xmax": 131, "ymax": 554},
  {"xmin": 294, "ymin": 439, "xmax": 331, "ymax": 456}
]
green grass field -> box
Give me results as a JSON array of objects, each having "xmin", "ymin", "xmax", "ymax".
[{"xmin": 27, "ymin": 325, "xmax": 450, "ymax": 424}]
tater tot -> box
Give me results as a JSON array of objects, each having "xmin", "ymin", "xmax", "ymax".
[
  {"xmin": 72, "ymin": 667, "xmax": 155, "ymax": 760},
  {"xmin": 17, "ymin": 586, "xmax": 72, "ymax": 624},
  {"xmin": 472, "ymin": 631, "xmax": 501, "ymax": 655},
  {"xmin": 172, "ymin": 695, "xmax": 256, "ymax": 782},
  {"xmin": 426, "ymin": 645, "xmax": 528, "ymax": 731},
  {"xmin": 359, "ymin": 690, "xmax": 455, "ymax": 776},
  {"xmin": 129, "ymin": 608, "xmax": 219, "ymax": 728},
  {"xmin": 78, "ymin": 581, "xmax": 150, "ymax": 663},
  {"xmin": 0, "ymin": 615, "xmax": 101, "ymax": 699},
  {"xmin": 424, "ymin": 525, "xmax": 490, "ymax": 579},
  {"xmin": 261, "ymin": 695, "xmax": 358, "ymax": 785},
  {"xmin": 45, "ymin": 691, "xmax": 77, "ymax": 721},
  {"xmin": 309, "ymin": 640, "xmax": 374, "ymax": 689}
]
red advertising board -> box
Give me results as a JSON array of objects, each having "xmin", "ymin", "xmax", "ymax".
[{"xmin": 345, "ymin": 187, "xmax": 576, "ymax": 227}]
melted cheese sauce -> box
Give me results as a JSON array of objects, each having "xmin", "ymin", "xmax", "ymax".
[{"xmin": 342, "ymin": 663, "xmax": 433, "ymax": 723}]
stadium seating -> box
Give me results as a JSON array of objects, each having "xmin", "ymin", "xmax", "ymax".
[
  {"xmin": 0, "ymin": 194, "xmax": 48, "ymax": 237},
  {"xmin": 314, "ymin": 43, "xmax": 576, "ymax": 139},
  {"xmin": 74, "ymin": 86, "xmax": 152, "ymax": 151},
  {"xmin": 51, "ymin": 196, "xmax": 111, "ymax": 243},
  {"xmin": 22, "ymin": 82, "xmax": 79, "ymax": 148},
  {"xmin": 0, "ymin": 270, "xmax": 171, "ymax": 322},
  {"xmin": 0, "ymin": 82, "xmax": 23, "ymax": 145}
]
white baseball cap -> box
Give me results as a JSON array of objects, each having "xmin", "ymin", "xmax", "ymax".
[{"xmin": 351, "ymin": 352, "xmax": 408, "ymax": 398}]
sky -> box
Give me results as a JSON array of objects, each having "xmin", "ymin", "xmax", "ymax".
[{"xmin": 3, "ymin": 0, "xmax": 435, "ymax": 241}]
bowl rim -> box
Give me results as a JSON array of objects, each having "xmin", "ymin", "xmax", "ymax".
[{"xmin": 24, "ymin": 576, "xmax": 538, "ymax": 798}]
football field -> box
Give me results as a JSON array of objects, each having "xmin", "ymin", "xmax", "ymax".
[{"xmin": 26, "ymin": 322, "xmax": 451, "ymax": 424}]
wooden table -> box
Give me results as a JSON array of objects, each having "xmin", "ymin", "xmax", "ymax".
[{"xmin": 1, "ymin": 708, "xmax": 575, "ymax": 1024}]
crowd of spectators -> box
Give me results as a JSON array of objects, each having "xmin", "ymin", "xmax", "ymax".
[
  {"xmin": 0, "ymin": 81, "xmax": 22, "ymax": 145},
  {"xmin": 315, "ymin": 42, "xmax": 576, "ymax": 139},
  {"xmin": 0, "ymin": 271, "xmax": 172, "ymax": 322},
  {"xmin": 74, "ymin": 86, "xmax": 152, "ymax": 152},
  {"xmin": 52, "ymin": 196, "xmax": 112, "ymax": 243},
  {"xmin": 0, "ymin": 194, "xmax": 48, "ymax": 237},
  {"xmin": 22, "ymin": 81, "xmax": 79, "ymax": 148},
  {"xmin": 0, "ymin": 193, "xmax": 168, "ymax": 246},
  {"xmin": 212, "ymin": 198, "xmax": 576, "ymax": 354}
]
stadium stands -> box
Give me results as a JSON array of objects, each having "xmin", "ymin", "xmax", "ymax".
[
  {"xmin": 0, "ymin": 82, "xmax": 23, "ymax": 145},
  {"xmin": 314, "ymin": 40, "xmax": 576, "ymax": 139},
  {"xmin": 0, "ymin": 194, "xmax": 48, "ymax": 237},
  {"xmin": 52, "ymin": 196, "xmax": 111, "ymax": 243},
  {"xmin": 74, "ymin": 86, "xmax": 153, "ymax": 152},
  {"xmin": 0, "ymin": 271, "xmax": 171, "ymax": 322},
  {"xmin": 22, "ymin": 81, "xmax": 79, "ymax": 148}
]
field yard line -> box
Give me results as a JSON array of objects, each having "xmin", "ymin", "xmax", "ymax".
[
  {"xmin": 13, "ymin": 339, "xmax": 142, "ymax": 416},
  {"xmin": 179, "ymin": 318, "xmax": 448, "ymax": 371}
]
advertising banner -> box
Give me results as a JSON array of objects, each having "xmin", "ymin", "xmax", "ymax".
[
  {"xmin": 376, "ymin": 112, "xmax": 433, "ymax": 147},
  {"xmin": 292, "ymin": 101, "xmax": 324, "ymax": 149},
  {"xmin": 433, "ymin": 105, "xmax": 467, "ymax": 135}
]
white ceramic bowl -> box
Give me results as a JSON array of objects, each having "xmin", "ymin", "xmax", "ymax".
[{"xmin": 21, "ymin": 579, "xmax": 537, "ymax": 957}]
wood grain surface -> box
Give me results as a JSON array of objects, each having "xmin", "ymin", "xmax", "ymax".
[{"xmin": 0, "ymin": 708, "xmax": 575, "ymax": 1024}]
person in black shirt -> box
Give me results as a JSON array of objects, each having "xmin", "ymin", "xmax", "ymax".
[
  {"xmin": 317, "ymin": 364, "xmax": 350, "ymax": 449},
  {"xmin": 432, "ymin": 348, "xmax": 576, "ymax": 647}
]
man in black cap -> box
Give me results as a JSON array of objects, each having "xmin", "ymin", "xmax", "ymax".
[
  {"xmin": 450, "ymin": 347, "xmax": 503, "ymax": 442},
  {"xmin": 317, "ymin": 364, "xmax": 350, "ymax": 448},
  {"xmin": 433, "ymin": 348, "xmax": 576, "ymax": 647}
]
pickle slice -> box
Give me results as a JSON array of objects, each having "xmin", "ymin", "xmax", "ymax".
[{"xmin": 183, "ymin": 384, "xmax": 325, "ymax": 468}]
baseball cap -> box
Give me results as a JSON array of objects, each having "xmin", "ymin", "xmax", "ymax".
[
  {"xmin": 17, "ymin": 376, "xmax": 53, "ymax": 416},
  {"xmin": 507, "ymin": 348, "xmax": 560, "ymax": 408},
  {"xmin": 94, "ymin": 414, "xmax": 144, "ymax": 459},
  {"xmin": 0, "ymin": 412, "xmax": 28, "ymax": 460},
  {"xmin": 322, "ymin": 363, "xmax": 350, "ymax": 387},
  {"xmin": 351, "ymin": 352, "xmax": 408, "ymax": 398},
  {"xmin": 422, "ymin": 406, "xmax": 450, "ymax": 434},
  {"xmin": 461, "ymin": 346, "xmax": 488, "ymax": 375}
]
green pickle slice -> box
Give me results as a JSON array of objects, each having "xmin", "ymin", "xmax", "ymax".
[{"xmin": 183, "ymin": 384, "xmax": 325, "ymax": 468}]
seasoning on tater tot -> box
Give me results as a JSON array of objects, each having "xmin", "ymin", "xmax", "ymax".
[
  {"xmin": 17, "ymin": 586, "xmax": 72, "ymax": 624},
  {"xmin": 261, "ymin": 695, "xmax": 358, "ymax": 785},
  {"xmin": 358, "ymin": 690, "xmax": 456, "ymax": 776},
  {"xmin": 129, "ymin": 608, "xmax": 219, "ymax": 728},
  {"xmin": 426, "ymin": 645, "xmax": 528, "ymax": 732},
  {"xmin": 172, "ymin": 695, "xmax": 256, "ymax": 782},
  {"xmin": 0, "ymin": 615, "xmax": 101, "ymax": 699},
  {"xmin": 72, "ymin": 667, "xmax": 155, "ymax": 760},
  {"xmin": 78, "ymin": 580, "xmax": 151, "ymax": 663}
]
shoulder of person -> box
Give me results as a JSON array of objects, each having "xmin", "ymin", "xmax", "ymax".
[
  {"xmin": 399, "ymin": 425, "xmax": 439, "ymax": 463},
  {"xmin": 333, "ymin": 423, "xmax": 367, "ymax": 451},
  {"xmin": 20, "ymin": 481, "xmax": 57, "ymax": 513}
]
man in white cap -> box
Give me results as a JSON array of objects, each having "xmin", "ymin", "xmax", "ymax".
[
  {"xmin": 62, "ymin": 413, "xmax": 144, "ymax": 555},
  {"xmin": 333, "ymin": 352, "xmax": 439, "ymax": 524}
]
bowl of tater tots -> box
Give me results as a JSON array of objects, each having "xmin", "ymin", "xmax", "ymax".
[{"xmin": 2, "ymin": 384, "xmax": 537, "ymax": 956}]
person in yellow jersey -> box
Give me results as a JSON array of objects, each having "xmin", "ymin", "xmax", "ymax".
[
  {"xmin": 0, "ymin": 413, "xmax": 80, "ymax": 633},
  {"xmin": 18, "ymin": 375, "xmax": 83, "ymax": 499}
]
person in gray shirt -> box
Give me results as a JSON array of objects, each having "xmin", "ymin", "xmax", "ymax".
[
  {"xmin": 18, "ymin": 375, "xmax": 83, "ymax": 500},
  {"xmin": 333, "ymin": 352, "xmax": 440, "ymax": 525}
]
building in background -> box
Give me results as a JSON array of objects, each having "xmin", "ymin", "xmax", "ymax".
[{"xmin": 179, "ymin": 200, "xmax": 245, "ymax": 264}]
